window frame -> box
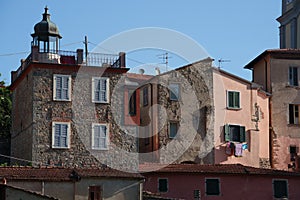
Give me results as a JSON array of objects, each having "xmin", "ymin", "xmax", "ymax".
[
  {"xmin": 289, "ymin": 104, "xmax": 300, "ymax": 124},
  {"xmin": 289, "ymin": 67, "xmax": 299, "ymax": 86},
  {"xmin": 158, "ymin": 178, "xmax": 168, "ymax": 193},
  {"xmin": 227, "ymin": 90, "xmax": 241, "ymax": 109},
  {"xmin": 88, "ymin": 185, "xmax": 102, "ymax": 200},
  {"xmin": 205, "ymin": 178, "xmax": 221, "ymax": 196},
  {"xmin": 92, "ymin": 77, "xmax": 110, "ymax": 103},
  {"xmin": 224, "ymin": 124, "xmax": 246, "ymax": 143},
  {"xmin": 273, "ymin": 179, "xmax": 288, "ymax": 199},
  {"xmin": 53, "ymin": 74, "xmax": 72, "ymax": 101},
  {"xmin": 169, "ymin": 121, "xmax": 179, "ymax": 139},
  {"xmin": 169, "ymin": 83, "xmax": 180, "ymax": 101},
  {"xmin": 52, "ymin": 122, "xmax": 71, "ymax": 149},
  {"xmin": 92, "ymin": 123, "xmax": 109, "ymax": 150},
  {"xmin": 128, "ymin": 89, "xmax": 137, "ymax": 116},
  {"xmin": 143, "ymin": 86, "xmax": 148, "ymax": 107}
]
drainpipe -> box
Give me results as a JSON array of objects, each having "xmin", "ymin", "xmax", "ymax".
[{"xmin": 265, "ymin": 58, "xmax": 274, "ymax": 168}]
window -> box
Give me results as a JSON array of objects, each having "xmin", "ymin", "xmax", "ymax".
[
  {"xmin": 53, "ymin": 74, "xmax": 71, "ymax": 101},
  {"xmin": 92, "ymin": 77, "xmax": 109, "ymax": 103},
  {"xmin": 289, "ymin": 67, "xmax": 298, "ymax": 86},
  {"xmin": 52, "ymin": 122, "xmax": 70, "ymax": 148},
  {"xmin": 89, "ymin": 186, "xmax": 102, "ymax": 200},
  {"xmin": 205, "ymin": 178, "xmax": 220, "ymax": 196},
  {"xmin": 289, "ymin": 104, "xmax": 300, "ymax": 124},
  {"xmin": 169, "ymin": 121, "xmax": 179, "ymax": 138},
  {"xmin": 273, "ymin": 180, "xmax": 288, "ymax": 199},
  {"xmin": 169, "ymin": 83, "xmax": 180, "ymax": 101},
  {"xmin": 224, "ymin": 124, "xmax": 246, "ymax": 142},
  {"xmin": 158, "ymin": 178, "xmax": 168, "ymax": 193},
  {"xmin": 92, "ymin": 123, "xmax": 109, "ymax": 150},
  {"xmin": 227, "ymin": 91, "xmax": 240, "ymax": 109},
  {"xmin": 129, "ymin": 90, "xmax": 137, "ymax": 116},
  {"xmin": 143, "ymin": 87, "xmax": 148, "ymax": 106}
]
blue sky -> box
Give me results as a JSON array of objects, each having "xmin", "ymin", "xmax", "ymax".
[{"xmin": 0, "ymin": 0, "xmax": 281, "ymax": 84}]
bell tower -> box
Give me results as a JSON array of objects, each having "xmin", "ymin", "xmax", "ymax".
[
  {"xmin": 31, "ymin": 7, "xmax": 62, "ymax": 53},
  {"xmin": 277, "ymin": 0, "xmax": 300, "ymax": 48}
]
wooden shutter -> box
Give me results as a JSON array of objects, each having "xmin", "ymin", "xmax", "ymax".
[
  {"xmin": 234, "ymin": 92, "xmax": 240, "ymax": 108},
  {"xmin": 224, "ymin": 124, "xmax": 230, "ymax": 141},
  {"xmin": 239, "ymin": 126, "xmax": 246, "ymax": 143}
]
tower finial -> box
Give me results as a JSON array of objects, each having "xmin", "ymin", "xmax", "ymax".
[{"xmin": 44, "ymin": 6, "xmax": 48, "ymax": 14}]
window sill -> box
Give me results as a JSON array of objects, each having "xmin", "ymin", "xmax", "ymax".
[
  {"xmin": 53, "ymin": 99, "xmax": 71, "ymax": 102},
  {"xmin": 226, "ymin": 107, "xmax": 242, "ymax": 111},
  {"xmin": 52, "ymin": 146, "xmax": 70, "ymax": 149},
  {"xmin": 286, "ymin": 85, "xmax": 300, "ymax": 89},
  {"xmin": 287, "ymin": 124, "xmax": 300, "ymax": 127}
]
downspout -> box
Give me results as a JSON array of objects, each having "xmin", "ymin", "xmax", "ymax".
[{"xmin": 265, "ymin": 58, "xmax": 274, "ymax": 168}]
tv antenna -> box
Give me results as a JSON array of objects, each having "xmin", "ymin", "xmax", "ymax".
[
  {"xmin": 218, "ymin": 58, "xmax": 231, "ymax": 69},
  {"xmin": 157, "ymin": 52, "xmax": 171, "ymax": 72}
]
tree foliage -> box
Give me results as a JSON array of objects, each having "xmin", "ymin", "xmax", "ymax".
[{"xmin": 0, "ymin": 74, "xmax": 11, "ymax": 139}]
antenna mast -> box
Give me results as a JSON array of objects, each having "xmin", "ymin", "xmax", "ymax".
[
  {"xmin": 218, "ymin": 58, "xmax": 231, "ymax": 69},
  {"xmin": 158, "ymin": 52, "xmax": 171, "ymax": 72},
  {"xmin": 84, "ymin": 36, "xmax": 88, "ymax": 66}
]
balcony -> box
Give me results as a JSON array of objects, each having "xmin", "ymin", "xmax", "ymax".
[{"xmin": 12, "ymin": 47, "xmax": 125, "ymax": 83}]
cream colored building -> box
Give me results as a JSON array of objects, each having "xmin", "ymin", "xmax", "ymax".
[{"xmin": 278, "ymin": 0, "xmax": 300, "ymax": 48}]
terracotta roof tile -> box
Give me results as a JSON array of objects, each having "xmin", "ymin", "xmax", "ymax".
[
  {"xmin": 0, "ymin": 166, "xmax": 143, "ymax": 181},
  {"xmin": 140, "ymin": 164, "xmax": 300, "ymax": 177}
]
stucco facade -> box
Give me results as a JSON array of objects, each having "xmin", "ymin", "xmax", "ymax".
[
  {"xmin": 213, "ymin": 68, "xmax": 270, "ymax": 168},
  {"xmin": 245, "ymin": 49, "xmax": 300, "ymax": 170}
]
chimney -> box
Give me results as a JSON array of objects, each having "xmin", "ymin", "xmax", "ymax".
[
  {"xmin": 119, "ymin": 52, "xmax": 126, "ymax": 68},
  {"xmin": 139, "ymin": 69, "xmax": 145, "ymax": 75},
  {"xmin": 76, "ymin": 49, "xmax": 84, "ymax": 64},
  {"xmin": 155, "ymin": 67, "xmax": 161, "ymax": 75}
]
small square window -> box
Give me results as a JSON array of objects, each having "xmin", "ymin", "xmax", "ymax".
[
  {"xmin": 169, "ymin": 122, "xmax": 179, "ymax": 138},
  {"xmin": 53, "ymin": 74, "xmax": 71, "ymax": 101},
  {"xmin": 169, "ymin": 83, "xmax": 180, "ymax": 101},
  {"xmin": 158, "ymin": 178, "xmax": 168, "ymax": 193},
  {"xmin": 227, "ymin": 91, "xmax": 240, "ymax": 109},
  {"xmin": 92, "ymin": 77, "xmax": 109, "ymax": 103},
  {"xmin": 205, "ymin": 178, "xmax": 220, "ymax": 196},
  {"xmin": 92, "ymin": 123, "xmax": 109, "ymax": 150},
  {"xmin": 52, "ymin": 122, "xmax": 70, "ymax": 149},
  {"xmin": 273, "ymin": 180, "xmax": 288, "ymax": 199}
]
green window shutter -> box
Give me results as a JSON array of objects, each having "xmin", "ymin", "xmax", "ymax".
[
  {"xmin": 224, "ymin": 124, "xmax": 230, "ymax": 141},
  {"xmin": 234, "ymin": 92, "xmax": 240, "ymax": 108},
  {"xmin": 239, "ymin": 126, "xmax": 246, "ymax": 142}
]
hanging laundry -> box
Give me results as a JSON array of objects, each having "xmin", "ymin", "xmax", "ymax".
[
  {"xmin": 225, "ymin": 142, "xmax": 234, "ymax": 156},
  {"xmin": 234, "ymin": 143, "xmax": 243, "ymax": 157}
]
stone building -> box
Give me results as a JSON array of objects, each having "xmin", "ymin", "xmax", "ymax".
[
  {"xmin": 245, "ymin": 49, "xmax": 300, "ymax": 171},
  {"xmin": 137, "ymin": 58, "xmax": 270, "ymax": 168},
  {"xmin": 10, "ymin": 8, "xmax": 138, "ymax": 170}
]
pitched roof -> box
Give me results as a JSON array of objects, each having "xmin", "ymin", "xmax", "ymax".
[
  {"xmin": 140, "ymin": 163, "xmax": 300, "ymax": 177},
  {"xmin": 0, "ymin": 166, "xmax": 143, "ymax": 181},
  {"xmin": 244, "ymin": 49, "xmax": 300, "ymax": 69},
  {"xmin": 0, "ymin": 184, "xmax": 59, "ymax": 200}
]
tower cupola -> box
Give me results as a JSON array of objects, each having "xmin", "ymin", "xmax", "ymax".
[{"xmin": 31, "ymin": 7, "xmax": 62, "ymax": 52}]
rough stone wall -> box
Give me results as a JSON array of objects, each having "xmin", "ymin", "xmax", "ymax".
[
  {"xmin": 155, "ymin": 59, "xmax": 215, "ymax": 164},
  {"xmin": 11, "ymin": 71, "xmax": 34, "ymax": 165},
  {"xmin": 29, "ymin": 66, "xmax": 137, "ymax": 169}
]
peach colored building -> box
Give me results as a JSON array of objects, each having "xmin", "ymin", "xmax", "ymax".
[
  {"xmin": 245, "ymin": 49, "xmax": 300, "ymax": 171},
  {"xmin": 213, "ymin": 68, "xmax": 270, "ymax": 168}
]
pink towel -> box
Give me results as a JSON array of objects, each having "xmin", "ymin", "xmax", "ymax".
[{"xmin": 234, "ymin": 143, "xmax": 243, "ymax": 157}]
